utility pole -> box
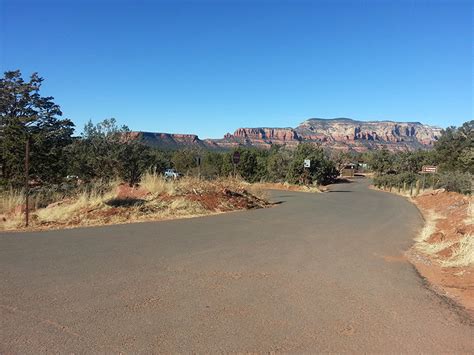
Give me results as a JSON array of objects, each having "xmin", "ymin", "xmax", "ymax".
[
  {"xmin": 25, "ymin": 136, "xmax": 30, "ymax": 227},
  {"xmin": 196, "ymin": 155, "xmax": 201, "ymax": 180}
]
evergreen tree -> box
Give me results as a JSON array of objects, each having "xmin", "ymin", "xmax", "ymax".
[
  {"xmin": 118, "ymin": 133, "xmax": 154, "ymax": 186},
  {"xmin": 0, "ymin": 70, "xmax": 74, "ymax": 187},
  {"xmin": 287, "ymin": 143, "xmax": 338, "ymax": 185},
  {"xmin": 435, "ymin": 120, "xmax": 473, "ymax": 174},
  {"xmin": 66, "ymin": 118, "xmax": 126, "ymax": 181}
]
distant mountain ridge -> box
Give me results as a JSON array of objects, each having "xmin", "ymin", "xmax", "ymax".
[{"xmin": 134, "ymin": 117, "xmax": 443, "ymax": 152}]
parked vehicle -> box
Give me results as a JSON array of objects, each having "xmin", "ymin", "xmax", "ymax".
[{"xmin": 164, "ymin": 169, "xmax": 181, "ymax": 180}]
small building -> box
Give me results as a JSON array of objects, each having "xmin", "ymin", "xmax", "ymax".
[{"xmin": 342, "ymin": 163, "xmax": 357, "ymax": 177}]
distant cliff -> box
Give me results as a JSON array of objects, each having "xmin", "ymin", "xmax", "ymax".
[{"xmin": 133, "ymin": 118, "xmax": 442, "ymax": 152}]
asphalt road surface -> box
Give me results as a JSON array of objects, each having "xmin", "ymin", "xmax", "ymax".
[{"xmin": 1, "ymin": 179, "xmax": 473, "ymax": 352}]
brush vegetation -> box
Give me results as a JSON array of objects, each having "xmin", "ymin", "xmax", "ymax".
[
  {"xmin": 1, "ymin": 174, "xmax": 269, "ymax": 231},
  {"xmin": 1, "ymin": 69, "xmax": 472, "ymax": 235}
]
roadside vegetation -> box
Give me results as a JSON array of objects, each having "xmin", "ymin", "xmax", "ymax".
[
  {"xmin": 371, "ymin": 120, "xmax": 473, "ymax": 195},
  {"xmin": 1, "ymin": 71, "xmax": 340, "ymax": 189},
  {"xmin": 1, "ymin": 70, "xmax": 472, "ymax": 233},
  {"xmin": 367, "ymin": 122, "xmax": 473, "ymax": 314},
  {"xmin": 0, "ymin": 71, "xmax": 340, "ymax": 231},
  {"xmin": 368, "ymin": 121, "xmax": 472, "ymax": 269},
  {"xmin": 1, "ymin": 173, "xmax": 270, "ymax": 231}
]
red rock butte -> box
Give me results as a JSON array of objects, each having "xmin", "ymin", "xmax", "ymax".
[{"xmin": 133, "ymin": 117, "xmax": 442, "ymax": 152}]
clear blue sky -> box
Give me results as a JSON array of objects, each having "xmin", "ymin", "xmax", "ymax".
[{"xmin": 1, "ymin": 0, "xmax": 472, "ymax": 138}]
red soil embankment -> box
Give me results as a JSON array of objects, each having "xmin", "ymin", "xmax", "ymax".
[{"xmin": 407, "ymin": 190, "xmax": 473, "ymax": 317}]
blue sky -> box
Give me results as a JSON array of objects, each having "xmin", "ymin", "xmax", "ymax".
[{"xmin": 1, "ymin": 0, "xmax": 472, "ymax": 138}]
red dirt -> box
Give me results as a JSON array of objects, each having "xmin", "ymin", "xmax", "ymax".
[
  {"xmin": 116, "ymin": 184, "xmax": 150, "ymax": 199},
  {"xmin": 412, "ymin": 261, "xmax": 474, "ymax": 318},
  {"xmin": 407, "ymin": 189, "xmax": 473, "ymax": 317},
  {"xmin": 3, "ymin": 182, "xmax": 271, "ymax": 232}
]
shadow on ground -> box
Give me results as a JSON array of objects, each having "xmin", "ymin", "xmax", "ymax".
[{"xmin": 105, "ymin": 198, "xmax": 146, "ymax": 207}]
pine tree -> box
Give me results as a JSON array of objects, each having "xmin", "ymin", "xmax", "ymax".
[{"xmin": 0, "ymin": 70, "xmax": 74, "ymax": 187}]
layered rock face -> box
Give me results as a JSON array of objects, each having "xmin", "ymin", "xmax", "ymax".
[
  {"xmin": 133, "ymin": 118, "xmax": 442, "ymax": 151},
  {"xmin": 216, "ymin": 118, "xmax": 442, "ymax": 151},
  {"xmin": 220, "ymin": 127, "xmax": 301, "ymax": 148},
  {"xmin": 233, "ymin": 128, "xmax": 300, "ymax": 142}
]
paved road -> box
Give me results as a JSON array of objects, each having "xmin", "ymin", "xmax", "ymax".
[{"xmin": 1, "ymin": 180, "xmax": 472, "ymax": 352}]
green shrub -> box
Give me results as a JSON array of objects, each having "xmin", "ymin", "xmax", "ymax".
[{"xmin": 434, "ymin": 172, "xmax": 472, "ymax": 194}]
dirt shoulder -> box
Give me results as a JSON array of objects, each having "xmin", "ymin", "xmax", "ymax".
[
  {"xmin": 376, "ymin": 186, "xmax": 473, "ymax": 317},
  {"xmin": 1, "ymin": 178, "xmax": 272, "ymax": 232},
  {"xmin": 251, "ymin": 182, "xmax": 321, "ymax": 193},
  {"xmin": 409, "ymin": 190, "xmax": 473, "ymax": 317},
  {"xmin": 1, "ymin": 178, "xmax": 327, "ymax": 233}
]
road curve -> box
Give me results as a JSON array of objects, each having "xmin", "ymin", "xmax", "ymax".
[{"xmin": 1, "ymin": 179, "xmax": 472, "ymax": 352}]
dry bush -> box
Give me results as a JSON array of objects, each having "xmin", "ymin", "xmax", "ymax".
[
  {"xmin": 142, "ymin": 173, "xmax": 269, "ymax": 201},
  {"xmin": 173, "ymin": 176, "xmax": 248, "ymax": 194},
  {"xmin": 1, "ymin": 175, "xmax": 270, "ymax": 231}
]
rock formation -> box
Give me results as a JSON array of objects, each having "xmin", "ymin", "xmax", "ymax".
[
  {"xmin": 138, "ymin": 132, "xmax": 209, "ymax": 150},
  {"xmin": 213, "ymin": 118, "xmax": 441, "ymax": 151},
  {"xmin": 133, "ymin": 117, "xmax": 442, "ymax": 152}
]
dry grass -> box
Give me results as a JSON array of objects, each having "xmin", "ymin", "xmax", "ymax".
[
  {"xmin": 415, "ymin": 211, "xmax": 442, "ymax": 243},
  {"xmin": 140, "ymin": 172, "xmax": 263, "ymax": 199},
  {"xmin": 441, "ymin": 234, "xmax": 474, "ymax": 268},
  {"xmin": 1, "ymin": 175, "xmax": 269, "ymax": 231},
  {"xmin": 35, "ymin": 189, "xmax": 115, "ymax": 223},
  {"xmin": 169, "ymin": 197, "xmax": 205, "ymax": 214},
  {"xmin": 414, "ymin": 211, "xmax": 456, "ymax": 255},
  {"xmin": 0, "ymin": 188, "xmax": 24, "ymax": 214},
  {"xmin": 1, "ymin": 182, "xmax": 119, "ymax": 230},
  {"xmin": 251, "ymin": 181, "xmax": 320, "ymax": 193},
  {"xmin": 377, "ymin": 185, "xmax": 473, "ymax": 269},
  {"xmin": 466, "ymin": 200, "xmax": 473, "ymax": 226},
  {"xmin": 413, "ymin": 194, "xmax": 473, "ymax": 268},
  {"xmin": 141, "ymin": 171, "xmax": 176, "ymax": 195}
]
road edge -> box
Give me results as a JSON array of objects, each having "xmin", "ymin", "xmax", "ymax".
[{"xmin": 369, "ymin": 185, "xmax": 474, "ymax": 322}]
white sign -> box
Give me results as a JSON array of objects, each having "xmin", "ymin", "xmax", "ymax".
[
  {"xmin": 422, "ymin": 165, "xmax": 438, "ymax": 173},
  {"xmin": 304, "ymin": 159, "xmax": 311, "ymax": 168}
]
